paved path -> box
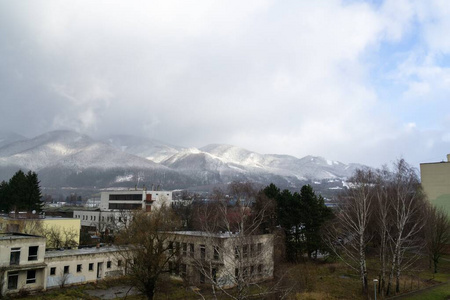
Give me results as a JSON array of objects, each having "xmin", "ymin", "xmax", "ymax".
[{"xmin": 85, "ymin": 285, "xmax": 140, "ymax": 299}]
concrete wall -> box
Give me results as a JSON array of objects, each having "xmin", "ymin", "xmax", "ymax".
[
  {"xmin": 420, "ymin": 160, "xmax": 450, "ymax": 215},
  {"xmin": 167, "ymin": 232, "xmax": 274, "ymax": 288},
  {"xmin": 0, "ymin": 234, "xmax": 47, "ymax": 296},
  {"xmin": 45, "ymin": 248, "xmax": 124, "ymax": 288}
]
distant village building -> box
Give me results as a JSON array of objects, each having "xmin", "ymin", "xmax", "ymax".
[{"xmin": 420, "ymin": 154, "xmax": 450, "ymax": 216}]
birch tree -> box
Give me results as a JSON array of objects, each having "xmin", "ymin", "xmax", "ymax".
[
  {"xmin": 385, "ymin": 159, "xmax": 426, "ymax": 295},
  {"xmin": 326, "ymin": 169, "xmax": 375, "ymax": 295}
]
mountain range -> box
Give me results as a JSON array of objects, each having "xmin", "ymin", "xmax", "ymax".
[{"xmin": 0, "ymin": 130, "xmax": 366, "ymax": 195}]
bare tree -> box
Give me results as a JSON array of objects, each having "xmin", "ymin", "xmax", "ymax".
[
  {"xmin": 42, "ymin": 225, "xmax": 79, "ymax": 249},
  {"xmin": 190, "ymin": 182, "xmax": 282, "ymax": 300},
  {"xmin": 326, "ymin": 169, "xmax": 375, "ymax": 295},
  {"xmin": 385, "ymin": 160, "xmax": 426, "ymax": 295},
  {"xmin": 425, "ymin": 205, "xmax": 450, "ymax": 274},
  {"xmin": 115, "ymin": 205, "xmax": 182, "ymax": 300}
]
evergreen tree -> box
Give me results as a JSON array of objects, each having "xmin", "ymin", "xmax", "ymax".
[
  {"xmin": 0, "ymin": 170, "xmax": 43, "ymax": 213},
  {"xmin": 263, "ymin": 183, "xmax": 333, "ymax": 262},
  {"xmin": 299, "ymin": 184, "xmax": 333, "ymax": 259},
  {"xmin": 0, "ymin": 180, "xmax": 10, "ymax": 212},
  {"xmin": 25, "ymin": 171, "xmax": 43, "ymax": 212}
]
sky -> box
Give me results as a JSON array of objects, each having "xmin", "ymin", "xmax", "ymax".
[{"xmin": 1, "ymin": 0, "xmax": 450, "ymax": 168}]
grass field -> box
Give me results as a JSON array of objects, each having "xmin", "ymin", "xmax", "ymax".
[{"xmin": 12, "ymin": 254, "xmax": 450, "ymax": 300}]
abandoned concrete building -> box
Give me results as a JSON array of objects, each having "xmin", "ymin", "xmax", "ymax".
[
  {"xmin": 166, "ymin": 231, "xmax": 274, "ymax": 288},
  {"xmin": 0, "ymin": 233, "xmax": 123, "ymax": 297}
]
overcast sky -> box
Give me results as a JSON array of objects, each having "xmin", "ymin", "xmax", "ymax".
[{"xmin": 1, "ymin": 0, "xmax": 450, "ymax": 168}]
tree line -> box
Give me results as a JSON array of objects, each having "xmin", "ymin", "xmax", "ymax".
[
  {"xmin": 0, "ymin": 170, "xmax": 43, "ymax": 213},
  {"xmin": 327, "ymin": 159, "xmax": 450, "ymax": 297}
]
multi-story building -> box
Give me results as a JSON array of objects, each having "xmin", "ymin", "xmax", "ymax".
[
  {"xmin": 420, "ymin": 154, "xmax": 450, "ymax": 215},
  {"xmin": 74, "ymin": 189, "xmax": 173, "ymax": 233},
  {"xmin": 166, "ymin": 231, "xmax": 274, "ymax": 288},
  {"xmin": 0, "ymin": 233, "xmax": 124, "ymax": 297},
  {"xmin": 0, "ymin": 233, "xmax": 47, "ymax": 296}
]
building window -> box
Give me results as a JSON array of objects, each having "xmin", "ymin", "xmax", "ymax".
[
  {"xmin": 199, "ymin": 272, "xmax": 205, "ymax": 284},
  {"xmin": 64, "ymin": 266, "xmax": 69, "ymax": 274},
  {"xmin": 243, "ymin": 267, "xmax": 249, "ymax": 279},
  {"xmin": 107, "ymin": 261, "xmax": 111, "ymax": 268},
  {"xmin": 26, "ymin": 270, "xmax": 36, "ymax": 284},
  {"xmin": 10, "ymin": 247, "xmax": 20, "ymax": 265},
  {"xmin": 175, "ymin": 242, "xmax": 180, "ymax": 255},
  {"xmin": 8, "ymin": 272, "xmax": 18, "ymax": 290},
  {"xmin": 235, "ymin": 246, "xmax": 240, "ymax": 259},
  {"xmin": 250, "ymin": 244, "xmax": 255, "ymax": 257},
  {"xmin": 258, "ymin": 264, "xmax": 263, "ymax": 275},
  {"xmin": 213, "ymin": 246, "xmax": 219, "ymax": 260},
  {"xmin": 212, "ymin": 268, "xmax": 217, "ymax": 283},
  {"xmin": 102, "ymin": 216, "xmax": 105, "ymax": 221},
  {"xmin": 181, "ymin": 264, "xmax": 186, "ymax": 277},
  {"xmin": 243, "ymin": 245, "xmax": 248, "ymax": 259},
  {"xmin": 77, "ymin": 264, "xmax": 82, "ymax": 272},
  {"xmin": 235, "ymin": 268, "xmax": 239, "ymax": 281},
  {"xmin": 182, "ymin": 243, "xmax": 187, "ymax": 256},
  {"xmin": 28, "ymin": 246, "xmax": 38, "ymax": 261},
  {"xmin": 89, "ymin": 263, "xmax": 94, "ymax": 271},
  {"xmin": 189, "ymin": 243, "xmax": 194, "ymax": 258},
  {"xmin": 257, "ymin": 243, "xmax": 262, "ymax": 255},
  {"xmin": 94, "ymin": 216, "xmax": 96, "ymax": 221},
  {"xmin": 200, "ymin": 245, "xmax": 206, "ymax": 260},
  {"xmin": 50, "ymin": 267, "xmax": 56, "ymax": 275},
  {"xmin": 118, "ymin": 260, "xmax": 122, "ymax": 267},
  {"xmin": 169, "ymin": 241, "xmax": 174, "ymax": 254}
]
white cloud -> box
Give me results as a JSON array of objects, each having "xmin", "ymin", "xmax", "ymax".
[{"xmin": 1, "ymin": 1, "xmax": 450, "ymax": 167}]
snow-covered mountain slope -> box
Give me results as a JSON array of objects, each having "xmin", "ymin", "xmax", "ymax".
[
  {"xmin": 0, "ymin": 130, "xmax": 366, "ymax": 190},
  {"xmin": 0, "ymin": 130, "xmax": 185, "ymax": 188},
  {"xmin": 104, "ymin": 135, "xmax": 184, "ymax": 163}
]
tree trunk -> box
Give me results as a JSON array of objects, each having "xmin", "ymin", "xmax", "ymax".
[{"xmin": 145, "ymin": 280, "xmax": 156, "ymax": 300}]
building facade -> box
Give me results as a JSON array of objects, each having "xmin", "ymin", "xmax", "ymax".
[
  {"xmin": 74, "ymin": 189, "xmax": 173, "ymax": 233},
  {"xmin": 0, "ymin": 233, "xmax": 47, "ymax": 296},
  {"xmin": 420, "ymin": 154, "xmax": 450, "ymax": 216},
  {"xmin": 0, "ymin": 215, "xmax": 81, "ymax": 249},
  {"xmin": 167, "ymin": 231, "xmax": 274, "ymax": 288},
  {"xmin": 0, "ymin": 233, "xmax": 124, "ymax": 297}
]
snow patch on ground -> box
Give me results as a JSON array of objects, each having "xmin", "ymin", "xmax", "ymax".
[{"xmin": 115, "ymin": 174, "xmax": 134, "ymax": 182}]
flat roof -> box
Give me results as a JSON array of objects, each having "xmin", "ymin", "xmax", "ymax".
[
  {"xmin": 170, "ymin": 231, "xmax": 271, "ymax": 238},
  {"xmin": 0, "ymin": 233, "xmax": 45, "ymax": 241},
  {"xmin": 45, "ymin": 245, "xmax": 122, "ymax": 258},
  {"xmin": 0, "ymin": 216, "xmax": 77, "ymax": 221}
]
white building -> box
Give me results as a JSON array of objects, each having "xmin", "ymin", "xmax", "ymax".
[
  {"xmin": 0, "ymin": 233, "xmax": 124, "ymax": 297},
  {"xmin": 74, "ymin": 189, "xmax": 173, "ymax": 233}
]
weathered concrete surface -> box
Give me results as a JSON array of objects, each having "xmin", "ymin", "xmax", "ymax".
[{"xmin": 85, "ymin": 285, "xmax": 140, "ymax": 299}]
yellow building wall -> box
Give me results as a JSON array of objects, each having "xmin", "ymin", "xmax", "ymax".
[
  {"xmin": 420, "ymin": 161, "xmax": 450, "ymax": 216},
  {"xmin": 41, "ymin": 218, "xmax": 81, "ymax": 248},
  {"xmin": 0, "ymin": 218, "xmax": 80, "ymax": 249}
]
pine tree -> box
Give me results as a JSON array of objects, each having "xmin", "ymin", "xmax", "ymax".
[
  {"xmin": 0, "ymin": 170, "xmax": 43, "ymax": 213},
  {"xmin": 25, "ymin": 171, "xmax": 43, "ymax": 212}
]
